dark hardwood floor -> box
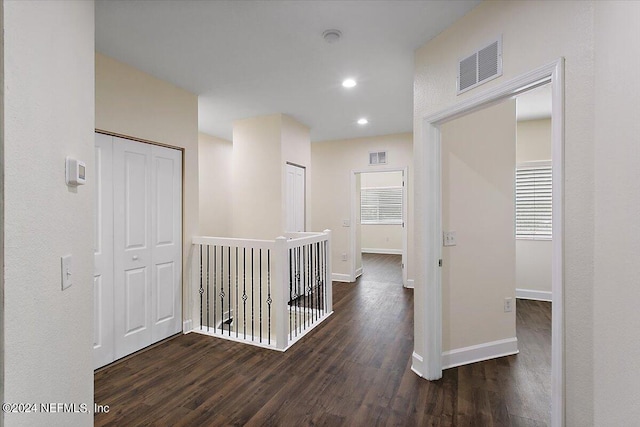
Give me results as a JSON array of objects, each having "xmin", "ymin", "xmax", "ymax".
[{"xmin": 95, "ymin": 253, "xmax": 550, "ymax": 426}]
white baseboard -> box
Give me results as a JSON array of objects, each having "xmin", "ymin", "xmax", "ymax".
[
  {"xmin": 516, "ymin": 288, "xmax": 552, "ymax": 302},
  {"xmin": 442, "ymin": 337, "xmax": 518, "ymax": 369},
  {"xmin": 183, "ymin": 319, "xmax": 193, "ymax": 333},
  {"xmin": 405, "ymin": 279, "xmax": 414, "ymax": 289},
  {"xmin": 355, "ymin": 267, "xmax": 363, "ymax": 278},
  {"xmin": 362, "ymin": 248, "xmax": 403, "ymax": 255},
  {"xmin": 411, "ymin": 351, "xmax": 424, "ymax": 377},
  {"xmin": 332, "ymin": 273, "xmax": 352, "ymax": 283}
]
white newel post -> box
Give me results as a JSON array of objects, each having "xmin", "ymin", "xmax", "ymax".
[
  {"xmin": 323, "ymin": 229, "xmax": 333, "ymax": 313},
  {"xmin": 273, "ymin": 236, "xmax": 289, "ymax": 350}
]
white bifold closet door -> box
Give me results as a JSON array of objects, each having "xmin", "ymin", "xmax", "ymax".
[
  {"xmin": 94, "ymin": 133, "xmax": 182, "ymax": 369},
  {"xmin": 285, "ymin": 163, "xmax": 305, "ymax": 233}
]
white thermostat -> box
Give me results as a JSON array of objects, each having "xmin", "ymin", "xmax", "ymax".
[{"xmin": 66, "ymin": 157, "xmax": 86, "ymax": 186}]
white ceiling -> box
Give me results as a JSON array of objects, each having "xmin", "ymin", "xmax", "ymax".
[
  {"xmin": 516, "ymin": 84, "xmax": 552, "ymax": 121},
  {"xmin": 95, "ymin": 0, "xmax": 480, "ymax": 142}
]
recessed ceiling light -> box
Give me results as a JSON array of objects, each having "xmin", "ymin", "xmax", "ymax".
[
  {"xmin": 357, "ymin": 118, "xmax": 368, "ymax": 125},
  {"xmin": 322, "ymin": 29, "xmax": 342, "ymax": 43},
  {"xmin": 342, "ymin": 78, "xmax": 357, "ymax": 88}
]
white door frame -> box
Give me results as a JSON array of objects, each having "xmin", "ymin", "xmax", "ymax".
[
  {"xmin": 413, "ymin": 58, "xmax": 564, "ymax": 427},
  {"xmin": 350, "ymin": 166, "xmax": 409, "ymax": 285}
]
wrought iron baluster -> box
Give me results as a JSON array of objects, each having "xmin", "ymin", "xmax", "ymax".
[
  {"xmin": 228, "ymin": 246, "xmax": 231, "ymax": 336},
  {"xmin": 251, "ymin": 248, "xmax": 254, "ymax": 341},
  {"xmin": 289, "ymin": 248, "xmax": 293, "ymax": 340},
  {"xmin": 242, "ymin": 247, "xmax": 247, "ymax": 339},
  {"xmin": 206, "ymin": 245, "xmax": 210, "ymax": 331},
  {"xmin": 213, "ymin": 245, "xmax": 217, "ymax": 334},
  {"xmin": 235, "ymin": 247, "xmax": 239, "ymax": 338},
  {"xmin": 259, "ymin": 248, "xmax": 263, "ymax": 343},
  {"xmin": 267, "ymin": 249, "xmax": 272, "ymax": 345},
  {"xmin": 199, "ymin": 245, "xmax": 203, "ymax": 330}
]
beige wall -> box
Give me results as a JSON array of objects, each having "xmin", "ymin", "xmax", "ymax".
[
  {"xmin": 441, "ymin": 100, "xmax": 517, "ymax": 351},
  {"xmin": 231, "ymin": 114, "xmax": 310, "ymax": 240},
  {"xmin": 360, "ymin": 171, "xmax": 403, "ymax": 253},
  {"xmin": 516, "ymin": 118, "xmax": 552, "ymax": 295},
  {"xmin": 2, "ymin": 1, "xmax": 95, "ymax": 425},
  {"xmin": 95, "ymin": 52, "xmax": 200, "ymax": 331},
  {"xmin": 311, "ymin": 133, "xmax": 412, "ymax": 280},
  {"xmin": 593, "ymin": 2, "xmax": 640, "ymax": 423},
  {"xmin": 280, "ymin": 115, "xmax": 311, "ymax": 232},
  {"xmin": 414, "ymin": 1, "xmax": 596, "ymax": 423},
  {"xmin": 199, "ymin": 132, "xmax": 232, "ymax": 237}
]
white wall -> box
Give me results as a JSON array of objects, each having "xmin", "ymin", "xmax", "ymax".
[
  {"xmin": 95, "ymin": 52, "xmax": 200, "ymax": 339},
  {"xmin": 360, "ymin": 171, "xmax": 403, "ymax": 253},
  {"xmin": 199, "ymin": 132, "xmax": 232, "ymax": 237},
  {"xmin": 593, "ymin": 2, "xmax": 640, "ymax": 424},
  {"xmin": 2, "ymin": 1, "xmax": 95, "ymax": 425},
  {"xmin": 413, "ymin": 1, "xmax": 596, "ymax": 423},
  {"xmin": 280, "ymin": 115, "xmax": 311, "ymax": 232},
  {"xmin": 311, "ymin": 133, "xmax": 412, "ymax": 281},
  {"xmin": 440, "ymin": 100, "xmax": 517, "ymax": 352},
  {"xmin": 231, "ymin": 114, "xmax": 310, "ymax": 240},
  {"xmin": 516, "ymin": 119, "xmax": 552, "ymax": 297}
]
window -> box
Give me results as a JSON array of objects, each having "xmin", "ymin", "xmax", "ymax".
[
  {"xmin": 361, "ymin": 186, "xmax": 403, "ymax": 225},
  {"xmin": 515, "ymin": 161, "xmax": 552, "ymax": 240}
]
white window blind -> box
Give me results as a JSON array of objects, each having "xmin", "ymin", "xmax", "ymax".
[
  {"xmin": 515, "ymin": 162, "xmax": 552, "ymax": 240},
  {"xmin": 361, "ymin": 186, "xmax": 403, "ymax": 225}
]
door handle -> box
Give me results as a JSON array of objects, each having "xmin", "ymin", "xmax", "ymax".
[{"xmin": 132, "ymin": 255, "xmax": 139, "ymax": 261}]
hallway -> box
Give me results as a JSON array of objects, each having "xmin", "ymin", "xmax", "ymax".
[{"xmin": 95, "ymin": 254, "xmax": 550, "ymax": 426}]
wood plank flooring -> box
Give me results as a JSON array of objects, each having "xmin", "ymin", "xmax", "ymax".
[{"xmin": 95, "ymin": 253, "xmax": 551, "ymax": 426}]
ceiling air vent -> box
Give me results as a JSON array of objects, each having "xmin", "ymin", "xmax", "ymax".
[
  {"xmin": 369, "ymin": 151, "xmax": 387, "ymax": 165},
  {"xmin": 457, "ymin": 37, "xmax": 502, "ymax": 94}
]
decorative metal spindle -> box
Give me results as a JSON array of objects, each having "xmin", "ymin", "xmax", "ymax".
[
  {"xmin": 228, "ymin": 246, "xmax": 231, "ymax": 336},
  {"xmin": 289, "ymin": 248, "xmax": 293, "ymax": 340},
  {"xmin": 206, "ymin": 245, "xmax": 210, "ymax": 331},
  {"xmin": 296, "ymin": 246, "xmax": 300, "ymax": 336},
  {"xmin": 199, "ymin": 245, "xmax": 203, "ymax": 330},
  {"xmin": 311, "ymin": 243, "xmax": 315, "ymax": 322},
  {"xmin": 213, "ymin": 245, "xmax": 217, "ymax": 334},
  {"xmin": 242, "ymin": 247, "xmax": 247, "ymax": 339},
  {"xmin": 309, "ymin": 244, "xmax": 314, "ymax": 322},
  {"xmin": 251, "ymin": 248, "xmax": 256, "ymax": 341},
  {"xmin": 220, "ymin": 246, "xmax": 225, "ymax": 334},
  {"xmin": 259, "ymin": 248, "xmax": 263, "ymax": 343},
  {"xmin": 236, "ymin": 247, "xmax": 239, "ymax": 338},
  {"xmin": 267, "ymin": 249, "xmax": 272, "ymax": 345},
  {"xmin": 303, "ymin": 244, "xmax": 307, "ymax": 331}
]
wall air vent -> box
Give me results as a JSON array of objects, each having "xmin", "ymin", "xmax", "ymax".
[
  {"xmin": 457, "ymin": 37, "xmax": 502, "ymax": 94},
  {"xmin": 369, "ymin": 151, "xmax": 387, "ymax": 165}
]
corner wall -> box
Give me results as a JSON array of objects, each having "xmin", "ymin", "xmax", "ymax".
[
  {"xmin": 440, "ymin": 100, "xmax": 517, "ymax": 353},
  {"xmin": 414, "ymin": 1, "xmax": 595, "ymax": 423},
  {"xmin": 199, "ymin": 132, "xmax": 232, "ymax": 237},
  {"xmin": 2, "ymin": 1, "xmax": 95, "ymax": 425}
]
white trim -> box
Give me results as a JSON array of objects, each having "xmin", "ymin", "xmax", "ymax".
[
  {"xmin": 442, "ymin": 337, "xmax": 519, "ymax": 369},
  {"xmin": 415, "ymin": 58, "xmax": 564, "ymax": 426},
  {"xmin": 405, "ymin": 279, "xmax": 414, "ymax": 289},
  {"xmin": 355, "ymin": 267, "xmax": 363, "ymax": 278},
  {"xmin": 411, "ymin": 352, "xmax": 425, "ymax": 377},
  {"xmin": 516, "ymin": 288, "xmax": 552, "ymax": 302},
  {"xmin": 361, "ymin": 248, "xmax": 402, "ymax": 255},
  {"xmin": 182, "ymin": 319, "xmax": 192, "ymax": 333},
  {"xmin": 332, "ymin": 273, "xmax": 352, "ymax": 283}
]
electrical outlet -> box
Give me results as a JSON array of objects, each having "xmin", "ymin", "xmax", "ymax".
[
  {"xmin": 504, "ymin": 297, "xmax": 513, "ymax": 312},
  {"xmin": 443, "ymin": 231, "xmax": 457, "ymax": 247},
  {"xmin": 341, "ymin": 253, "xmax": 348, "ymax": 261}
]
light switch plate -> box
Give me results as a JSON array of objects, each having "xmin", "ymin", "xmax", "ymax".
[
  {"xmin": 342, "ymin": 219, "xmax": 350, "ymax": 227},
  {"xmin": 443, "ymin": 231, "xmax": 457, "ymax": 247},
  {"xmin": 61, "ymin": 255, "xmax": 72, "ymax": 290}
]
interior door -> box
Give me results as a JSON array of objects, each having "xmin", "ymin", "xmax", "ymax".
[
  {"xmin": 113, "ymin": 137, "xmax": 153, "ymax": 359},
  {"xmin": 94, "ymin": 133, "xmax": 114, "ymax": 369},
  {"xmin": 150, "ymin": 145, "xmax": 182, "ymax": 341},
  {"xmin": 285, "ymin": 163, "xmax": 305, "ymax": 232}
]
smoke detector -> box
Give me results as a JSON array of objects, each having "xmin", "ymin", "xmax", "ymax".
[{"xmin": 323, "ymin": 29, "xmax": 342, "ymax": 43}]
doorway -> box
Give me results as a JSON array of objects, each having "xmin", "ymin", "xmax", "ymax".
[
  {"xmin": 94, "ymin": 133, "xmax": 183, "ymax": 369},
  {"xmin": 350, "ymin": 167, "xmax": 408, "ymax": 286},
  {"xmin": 414, "ymin": 59, "xmax": 564, "ymax": 425},
  {"xmin": 285, "ymin": 162, "xmax": 305, "ymax": 233}
]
